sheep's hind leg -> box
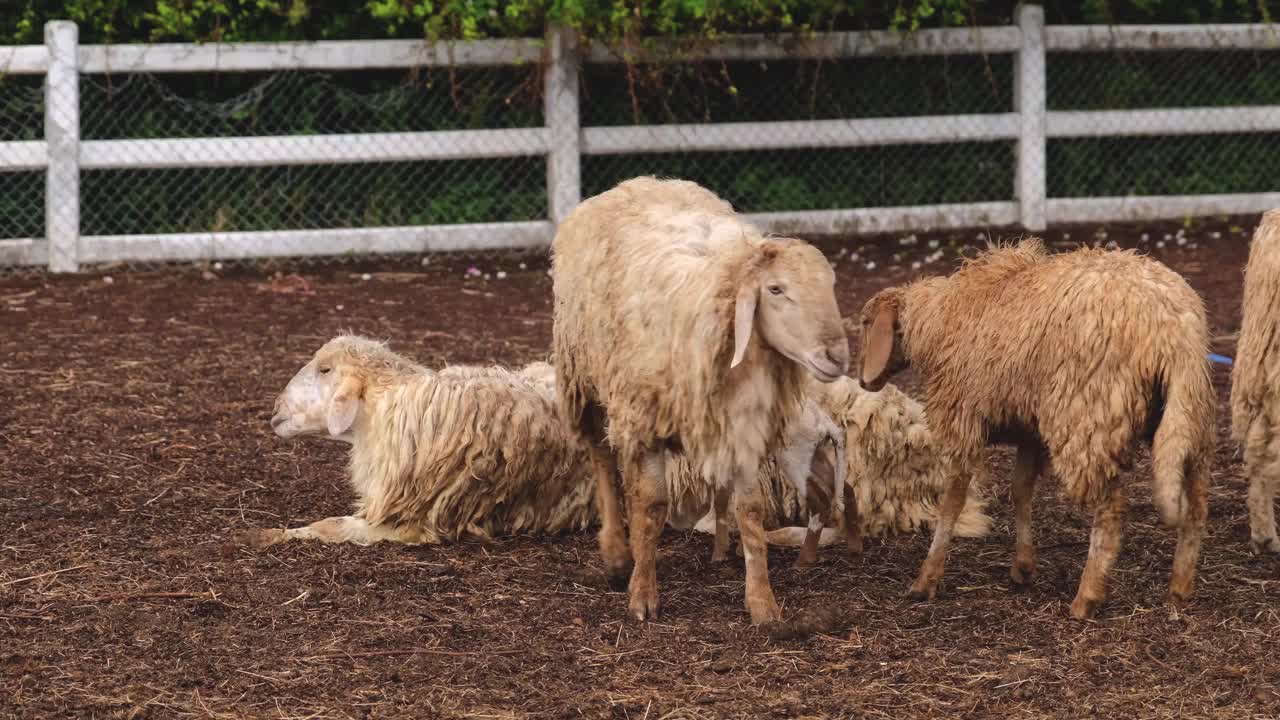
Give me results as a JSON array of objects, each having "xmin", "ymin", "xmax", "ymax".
[
  {"xmin": 236, "ymin": 516, "xmax": 411, "ymax": 548},
  {"xmin": 711, "ymin": 484, "xmax": 734, "ymax": 563},
  {"xmin": 1009, "ymin": 444, "xmax": 1047, "ymax": 589},
  {"xmin": 590, "ymin": 443, "xmax": 633, "ymax": 590},
  {"xmin": 1070, "ymin": 484, "xmax": 1128, "ymax": 620},
  {"xmin": 734, "ymin": 468, "xmax": 783, "ymax": 624},
  {"xmin": 1246, "ymin": 440, "xmax": 1280, "ymax": 555},
  {"xmin": 624, "ymin": 448, "xmax": 668, "ymax": 622},
  {"xmin": 908, "ymin": 465, "xmax": 978, "ymax": 602}
]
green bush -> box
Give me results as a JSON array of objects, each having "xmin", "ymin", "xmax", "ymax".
[{"xmin": 7, "ymin": 1, "xmax": 1280, "ymax": 46}]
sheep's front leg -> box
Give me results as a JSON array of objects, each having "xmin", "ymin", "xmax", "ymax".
[
  {"xmin": 1070, "ymin": 484, "xmax": 1128, "ymax": 619},
  {"xmin": 590, "ymin": 443, "xmax": 633, "ymax": 589},
  {"xmin": 1009, "ymin": 444, "xmax": 1048, "ymax": 588},
  {"xmin": 734, "ymin": 467, "xmax": 782, "ymax": 624},
  {"xmin": 236, "ymin": 516, "xmax": 411, "ymax": 548},
  {"xmin": 711, "ymin": 484, "xmax": 734, "ymax": 562},
  {"xmin": 1245, "ymin": 438, "xmax": 1280, "ymax": 555},
  {"xmin": 842, "ymin": 482, "xmax": 863, "ymax": 557},
  {"xmin": 908, "ymin": 464, "xmax": 979, "ymax": 602},
  {"xmin": 624, "ymin": 448, "xmax": 668, "ymax": 622},
  {"xmin": 796, "ymin": 511, "xmax": 823, "ymax": 568}
]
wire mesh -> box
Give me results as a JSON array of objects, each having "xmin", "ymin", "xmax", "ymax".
[
  {"xmin": 0, "ymin": 75, "xmax": 44, "ymax": 244},
  {"xmin": 6, "ymin": 34, "xmax": 1280, "ymax": 273},
  {"xmin": 75, "ymin": 63, "xmax": 545, "ymax": 270},
  {"xmin": 1046, "ymin": 49, "xmax": 1280, "ymax": 198},
  {"xmin": 581, "ymin": 53, "xmax": 1014, "ymax": 213}
]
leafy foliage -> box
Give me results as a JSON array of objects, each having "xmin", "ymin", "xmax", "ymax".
[{"xmin": 7, "ymin": 1, "xmax": 1280, "ymax": 46}]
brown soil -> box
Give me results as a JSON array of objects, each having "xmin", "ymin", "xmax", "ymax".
[{"xmin": 2, "ymin": 216, "xmax": 1277, "ymax": 719}]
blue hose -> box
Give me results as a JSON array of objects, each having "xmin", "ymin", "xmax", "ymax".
[{"xmin": 1208, "ymin": 353, "xmax": 1234, "ymax": 366}]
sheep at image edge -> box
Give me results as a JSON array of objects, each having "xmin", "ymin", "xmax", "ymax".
[
  {"xmin": 859, "ymin": 237, "xmax": 1215, "ymax": 619},
  {"xmin": 1231, "ymin": 209, "xmax": 1280, "ymax": 555}
]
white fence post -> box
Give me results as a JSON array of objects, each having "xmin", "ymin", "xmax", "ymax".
[
  {"xmin": 45, "ymin": 20, "xmax": 81, "ymax": 273},
  {"xmin": 544, "ymin": 23, "xmax": 581, "ymax": 230},
  {"xmin": 1014, "ymin": 5, "xmax": 1046, "ymax": 232}
]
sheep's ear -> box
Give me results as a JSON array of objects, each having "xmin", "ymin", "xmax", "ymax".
[
  {"xmin": 861, "ymin": 304, "xmax": 897, "ymax": 386},
  {"xmin": 326, "ymin": 376, "xmax": 362, "ymax": 437},
  {"xmin": 731, "ymin": 281, "xmax": 758, "ymax": 369}
]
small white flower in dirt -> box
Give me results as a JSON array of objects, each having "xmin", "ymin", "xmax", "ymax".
[
  {"xmin": 102, "ymin": 276, "xmax": 114, "ymax": 285},
  {"xmin": 912, "ymin": 261, "xmax": 922, "ymax": 270},
  {"xmin": 865, "ymin": 261, "xmax": 877, "ymax": 271},
  {"xmin": 213, "ymin": 262, "xmax": 223, "ymax": 271},
  {"xmin": 928, "ymin": 239, "xmax": 940, "ymax": 249},
  {"xmin": 1188, "ymin": 243, "xmax": 1199, "ymax": 249},
  {"xmin": 496, "ymin": 271, "xmax": 508, "ymax": 279},
  {"xmin": 336, "ymin": 304, "xmax": 345, "ymax": 310},
  {"xmin": 1177, "ymin": 237, "xmax": 1187, "ymax": 246},
  {"xmin": 1156, "ymin": 241, "xmax": 1166, "ymax": 249},
  {"xmin": 1063, "ymin": 232, "xmax": 1071, "ymax": 239},
  {"xmin": 1105, "ymin": 241, "xmax": 1118, "ymax": 250},
  {"xmin": 892, "ymin": 253, "xmax": 901, "ymax": 262},
  {"xmin": 1140, "ymin": 233, "xmax": 1149, "ymax": 242},
  {"xmin": 849, "ymin": 252, "xmax": 859, "ymax": 262},
  {"xmin": 361, "ymin": 273, "xmax": 372, "ymax": 281},
  {"xmin": 519, "ymin": 262, "xmax": 527, "ymax": 270},
  {"xmin": 976, "ymin": 232, "xmax": 986, "ymax": 241},
  {"xmin": 1163, "ymin": 233, "xmax": 1173, "ymax": 241},
  {"xmin": 484, "ymin": 273, "xmax": 491, "ymax": 280},
  {"xmin": 1209, "ymin": 231, "xmax": 1221, "ymax": 239},
  {"xmin": 421, "ymin": 257, "xmax": 431, "ymax": 266},
  {"xmin": 466, "ymin": 266, "xmax": 482, "ymax": 278}
]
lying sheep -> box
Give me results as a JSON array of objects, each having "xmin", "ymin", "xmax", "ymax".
[
  {"xmin": 246, "ymin": 335, "xmax": 970, "ymax": 565},
  {"xmin": 244, "ymin": 336, "xmax": 594, "ymax": 547},
  {"xmin": 676, "ymin": 376, "xmax": 992, "ymax": 566},
  {"xmin": 859, "ymin": 238, "xmax": 1215, "ymax": 619},
  {"xmin": 551, "ymin": 176, "xmax": 849, "ymax": 624},
  {"xmin": 1231, "ymin": 209, "xmax": 1280, "ymax": 554}
]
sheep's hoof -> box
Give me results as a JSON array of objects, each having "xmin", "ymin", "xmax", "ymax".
[
  {"xmin": 1009, "ymin": 563, "xmax": 1036, "ymax": 591},
  {"xmin": 1249, "ymin": 536, "xmax": 1280, "ymax": 555},
  {"xmin": 906, "ymin": 579, "xmax": 937, "ymax": 603},
  {"xmin": 232, "ymin": 529, "xmax": 285, "ymax": 549},
  {"xmin": 792, "ymin": 557, "xmax": 815, "ymax": 570},
  {"xmin": 605, "ymin": 567, "xmax": 632, "ymax": 592},
  {"xmin": 627, "ymin": 589, "xmax": 660, "ymax": 622},
  {"xmin": 746, "ymin": 595, "xmax": 783, "ymax": 626},
  {"xmin": 711, "ymin": 545, "xmax": 731, "ymax": 563},
  {"xmin": 1069, "ymin": 594, "xmax": 1102, "ymax": 620}
]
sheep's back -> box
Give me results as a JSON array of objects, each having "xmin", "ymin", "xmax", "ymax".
[
  {"xmin": 912, "ymin": 244, "xmax": 1208, "ymax": 473},
  {"xmin": 551, "ymin": 177, "xmax": 759, "ymax": 460}
]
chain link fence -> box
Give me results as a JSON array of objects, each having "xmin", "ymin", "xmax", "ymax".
[
  {"xmin": 1046, "ymin": 49, "xmax": 1280, "ymax": 200},
  {"xmin": 3, "ymin": 20, "xmax": 1280, "ymax": 275},
  {"xmin": 0, "ymin": 76, "xmax": 44, "ymax": 246}
]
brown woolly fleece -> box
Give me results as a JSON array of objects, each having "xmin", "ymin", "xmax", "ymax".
[{"xmin": 1230, "ymin": 209, "xmax": 1280, "ymax": 553}]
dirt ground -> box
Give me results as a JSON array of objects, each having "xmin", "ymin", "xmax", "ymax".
[{"xmin": 2, "ymin": 216, "xmax": 1278, "ymax": 719}]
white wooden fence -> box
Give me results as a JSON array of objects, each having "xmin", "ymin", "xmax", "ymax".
[{"xmin": 2, "ymin": 7, "xmax": 1280, "ymax": 271}]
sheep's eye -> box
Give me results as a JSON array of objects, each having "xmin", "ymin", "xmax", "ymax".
[
  {"xmin": 318, "ymin": 367, "xmax": 332, "ymax": 375},
  {"xmin": 768, "ymin": 285, "xmax": 784, "ymax": 295}
]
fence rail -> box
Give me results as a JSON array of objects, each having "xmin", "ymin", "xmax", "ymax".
[{"xmin": 2, "ymin": 8, "xmax": 1279, "ymax": 271}]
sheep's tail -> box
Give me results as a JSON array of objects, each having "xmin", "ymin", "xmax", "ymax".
[{"xmin": 1151, "ymin": 350, "xmax": 1215, "ymax": 528}]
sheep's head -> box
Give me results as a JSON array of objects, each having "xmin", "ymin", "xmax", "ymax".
[
  {"xmin": 733, "ymin": 238, "xmax": 848, "ymax": 383},
  {"xmin": 270, "ymin": 335, "xmax": 401, "ymax": 441},
  {"xmin": 857, "ymin": 287, "xmax": 909, "ymax": 392}
]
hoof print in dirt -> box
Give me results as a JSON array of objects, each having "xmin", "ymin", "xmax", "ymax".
[{"xmin": 708, "ymin": 651, "xmax": 743, "ymax": 673}]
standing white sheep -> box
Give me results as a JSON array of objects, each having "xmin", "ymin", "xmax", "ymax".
[
  {"xmin": 1231, "ymin": 209, "xmax": 1280, "ymax": 554},
  {"xmin": 551, "ymin": 176, "xmax": 849, "ymax": 624},
  {"xmin": 859, "ymin": 238, "xmax": 1214, "ymax": 619}
]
